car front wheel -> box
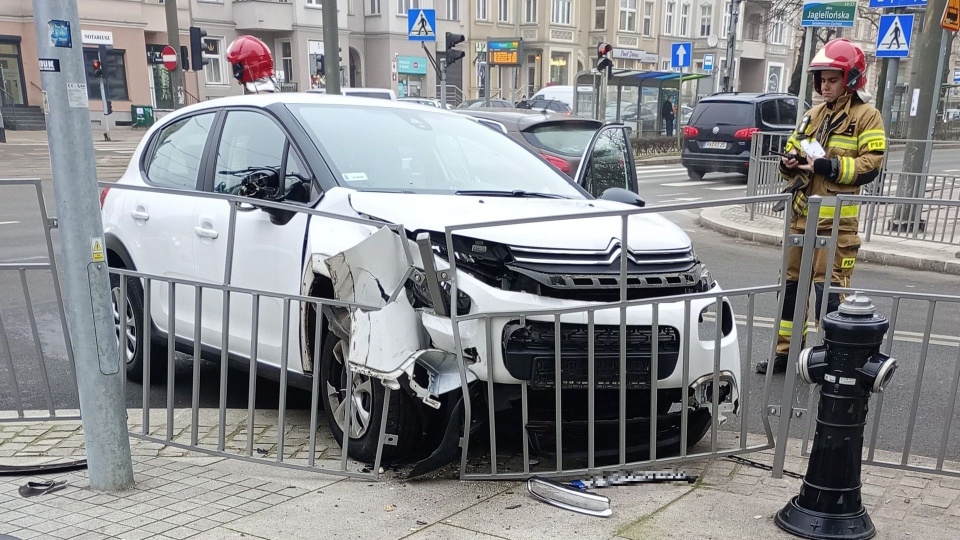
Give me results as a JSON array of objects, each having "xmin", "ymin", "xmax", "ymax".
[{"xmin": 319, "ymin": 329, "xmax": 423, "ymax": 463}]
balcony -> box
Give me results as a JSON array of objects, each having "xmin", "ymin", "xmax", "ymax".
[
  {"xmin": 740, "ymin": 40, "xmax": 765, "ymax": 60},
  {"xmin": 234, "ymin": 0, "xmax": 295, "ymax": 32}
]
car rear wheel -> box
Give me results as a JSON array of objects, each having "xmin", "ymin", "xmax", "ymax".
[
  {"xmin": 319, "ymin": 328, "xmax": 423, "ymax": 463},
  {"xmin": 686, "ymin": 168, "xmax": 705, "ymax": 181},
  {"xmin": 110, "ymin": 273, "xmax": 167, "ymax": 383}
]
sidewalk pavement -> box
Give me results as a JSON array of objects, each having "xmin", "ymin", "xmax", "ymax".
[
  {"xmin": 2, "ymin": 411, "xmax": 960, "ymax": 539},
  {"xmin": 700, "ymin": 205, "xmax": 960, "ymax": 275}
]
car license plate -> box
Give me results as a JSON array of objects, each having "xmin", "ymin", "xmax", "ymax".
[{"xmin": 704, "ymin": 141, "xmax": 727, "ymax": 149}]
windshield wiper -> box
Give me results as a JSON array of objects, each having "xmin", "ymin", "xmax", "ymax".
[{"xmin": 454, "ymin": 189, "xmax": 567, "ymax": 199}]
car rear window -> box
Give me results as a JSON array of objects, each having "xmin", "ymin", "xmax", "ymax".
[
  {"xmin": 689, "ymin": 102, "xmax": 754, "ymax": 127},
  {"xmin": 521, "ymin": 122, "xmax": 599, "ymax": 156}
]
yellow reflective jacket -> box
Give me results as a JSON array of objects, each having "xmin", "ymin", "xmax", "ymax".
[{"xmin": 779, "ymin": 93, "xmax": 886, "ymax": 230}]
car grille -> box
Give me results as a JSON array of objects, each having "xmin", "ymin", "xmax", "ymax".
[{"xmin": 502, "ymin": 321, "xmax": 681, "ymax": 389}]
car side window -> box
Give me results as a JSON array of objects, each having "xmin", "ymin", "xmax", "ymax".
[
  {"xmin": 283, "ymin": 146, "xmax": 312, "ymax": 203},
  {"xmin": 145, "ymin": 113, "xmax": 215, "ymax": 189},
  {"xmin": 778, "ymin": 99, "xmax": 798, "ymax": 126},
  {"xmin": 213, "ymin": 110, "xmax": 287, "ymax": 195},
  {"xmin": 760, "ymin": 101, "xmax": 780, "ymax": 127}
]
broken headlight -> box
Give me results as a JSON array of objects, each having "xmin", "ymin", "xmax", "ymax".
[
  {"xmin": 406, "ymin": 269, "xmax": 472, "ymax": 316},
  {"xmin": 693, "ymin": 265, "xmax": 715, "ymax": 293}
]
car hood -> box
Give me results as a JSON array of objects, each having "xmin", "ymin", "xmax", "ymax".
[{"xmin": 347, "ymin": 192, "xmax": 691, "ymax": 252}]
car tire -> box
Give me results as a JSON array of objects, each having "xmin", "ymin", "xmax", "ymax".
[
  {"xmin": 110, "ymin": 273, "xmax": 167, "ymax": 383},
  {"xmin": 320, "ymin": 329, "xmax": 423, "ymax": 464},
  {"xmin": 686, "ymin": 168, "xmax": 705, "ymax": 181}
]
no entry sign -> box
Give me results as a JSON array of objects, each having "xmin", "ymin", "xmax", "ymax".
[{"xmin": 162, "ymin": 45, "xmax": 178, "ymax": 71}]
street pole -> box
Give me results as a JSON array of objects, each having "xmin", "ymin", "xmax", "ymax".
[
  {"xmin": 797, "ymin": 27, "xmax": 815, "ymax": 119},
  {"xmin": 440, "ymin": 54, "xmax": 448, "ymax": 107},
  {"xmin": 484, "ymin": 60, "xmax": 491, "ymax": 106},
  {"xmin": 321, "ymin": 0, "xmax": 341, "ymax": 94},
  {"xmin": 896, "ymin": 0, "xmax": 950, "ymax": 232},
  {"xmin": 722, "ymin": 0, "xmax": 741, "ymax": 92},
  {"xmin": 32, "ymin": 0, "xmax": 134, "ymax": 491},
  {"xmin": 163, "ymin": 0, "xmax": 185, "ymax": 109},
  {"xmin": 879, "ymin": 8, "xmax": 903, "ymax": 134}
]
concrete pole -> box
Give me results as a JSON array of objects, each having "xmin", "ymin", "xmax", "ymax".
[
  {"xmin": 879, "ymin": 58, "xmax": 900, "ymax": 133},
  {"xmin": 321, "ymin": 0, "xmax": 341, "ymax": 94},
  {"xmin": 32, "ymin": 0, "xmax": 134, "ymax": 491},
  {"xmin": 722, "ymin": 0, "xmax": 741, "ymax": 92},
  {"xmin": 163, "ymin": 0, "xmax": 186, "ymax": 108},
  {"xmin": 797, "ymin": 27, "xmax": 815, "ymax": 120},
  {"xmin": 896, "ymin": 0, "xmax": 950, "ymax": 231}
]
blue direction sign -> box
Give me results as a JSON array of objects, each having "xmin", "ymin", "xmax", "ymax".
[
  {"xmin": 407, "ymin": 9, "xmax": 436, "ymax": 42},
  {"xmin": 703, "ymin": 53, "xmax": 714, "ymax": 72},
  {"xmin": 868, "ymin": 0, "xmax": 926, "ymax": 7},
  {"xmin": 876, "ymin": 14, "xmax": 912, "ymax": 58},
  {"xmin": 671, "ymin": 42, "xmax": 692, "ymax": 69}
]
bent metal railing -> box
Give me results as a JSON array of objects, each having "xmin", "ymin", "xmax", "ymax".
[{"xmin": 442, "ymin": 194, "xmax": 799, "ymax": 480}]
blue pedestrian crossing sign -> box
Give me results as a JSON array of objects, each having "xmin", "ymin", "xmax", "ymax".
[
  {"xmin": 408, "ymin": 9, "xmax": 436, "ymax": 42},
  {"xmin": 876, "ymin": 14, "xmax": 912, "ymax": 58},
  {"xmin": 671, "ymin": 42, "xmax": 692, "ymax": 69}
]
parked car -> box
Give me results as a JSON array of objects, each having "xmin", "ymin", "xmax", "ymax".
[
  {"xmin": 518, "ymin": 98, "xmax": 572, "ymax": 115},
  {"xmin": 681, "ymin": 92, "xmax": 799, "ymax": 180},
  {"xmin": 102, "ymin": 94, "xmax": 740, "ymax": 472},
  {"xmin": 307, "ymin": 87, "xmax": 397, "ymax": 100},
  {"xmin": 398, "ymin": 97, "xmax": 451, "ymax": 109},
  {"xmin": 456, "ymin": 98, "xmax": 515, "ymax": 109},
  {"xmin": 457, "ymin": 109, "xmax": 602, "ymax": 177}
]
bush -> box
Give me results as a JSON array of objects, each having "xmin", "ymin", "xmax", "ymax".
[{"xmin": 631, "ymin": 134, "xmax": 680, "ymax": 157}]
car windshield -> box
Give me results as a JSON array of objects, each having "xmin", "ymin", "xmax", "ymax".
[
  {"xmin": 690, "ymin": 102, "xmax": 754, "ymax": 126},
  {"xmin": 523, "ymin": 123, "xmax": 598, "ymax": 156},
  {"xmin": 289, "ymin": 104, "xmax": 586, "ymax": 198}
]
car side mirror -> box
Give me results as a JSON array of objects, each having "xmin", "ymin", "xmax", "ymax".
[{"xmin": 600, "ymin": 187, "xmax": 645, "ymax": 207}]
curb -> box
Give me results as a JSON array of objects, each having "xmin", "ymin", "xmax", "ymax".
[
  {"xmin": 699, "ymin": 205, "xmax": 960, "ymax": 276},
  {"xmin": 636, "ymin": 155, "xmax": 682, "ymax": 166}
]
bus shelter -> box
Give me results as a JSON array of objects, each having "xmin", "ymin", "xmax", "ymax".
[{"xmin": 573, "ymin": 69, "xmax": 707, "ymax": 138}]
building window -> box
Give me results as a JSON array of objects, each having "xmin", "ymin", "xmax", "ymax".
[
  {"xmin": 478, "ymin": 0, "xmax": 488, "ymax": 20},
  {"xmin": 679, "ymin": 2, "xmax": 689, "ymax": 36},
  {"xmin": 369, "ymin": 0, "xmax": 381, "ymax": 14},
  {"xmin": 82, "ymin": 48, "xmax": 129, "ymax": 100},
  {"xmin": 499, "ymin": 0, "xmax": 510, "ymax": 22},
  {"xmin": 279, "ymin": 40, "xmax": 293, "ymax": 83},
  {"xmin": 619, "ymin": 0, "xmax": 636, "ymax": 32},
  {"xmin": 525, "ymin": 0, "xmax": 537, "ymax": 22},
  {"xmin": 550, "ymin": 51, "xmax": 569, "ymax": 84},
  {"xmin": 699, "ymin": 4, "xmax": 712, "ymax": 37},
  {"xmin": 398, "ymin": 0, "xmax": 419, "ymax": 15},
  {"xmin": 446, "ymin": 0, "xmax": 460, "ymax": 20},
  {"xmin": 306, "ymin": 0, "xmax": 320, "ymax": 4},
  {"xmin": 664, "ymin": 1, "xmax": 675, "ymax": 35},
  {"xmin": 200, "ymin": 38, "xmax": 225, "ymax": 85},
  {"xmin": 551, "ymin": 0, "xmax": 572, "ymax": 25},
  {"xmin": 660, "ymin": 59, "xmax": 669, "ymax": 71},
  {"xmin": 348, "ymin": 0, "xmax": 355, "ymax": 15},
  {"xmin": 595, "ymin": 0, "xmax": 605, "ymax": 30},
  {"xmin": 721, "ymin": 1, "xmax": 730, "ymax": 38},
  {"xmin": 642, "ymin": 2, "xmax": 653, "ymax": 36},
  {"xmin": 771, "ymin": 12, "xmax": 785, "ymax": 44}
]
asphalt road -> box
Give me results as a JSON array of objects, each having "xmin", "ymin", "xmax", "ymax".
[{"xmin": 2, "ymin": 138, "xmax": 959, "ymax": 463}]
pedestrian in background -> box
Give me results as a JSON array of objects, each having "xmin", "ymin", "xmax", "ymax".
[
  {"xmin": 661, "ymin": 98, "xmax": 675, "ymax": 137},
  {"xmin": 757, "ymin": 39, "xmax": 887, "ymax": 374}
]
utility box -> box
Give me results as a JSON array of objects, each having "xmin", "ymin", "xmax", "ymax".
[{"xmin": 131, "ymin": 105, "xmax": 155, "ymax": 129}]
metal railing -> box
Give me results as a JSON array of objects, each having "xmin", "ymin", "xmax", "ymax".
[{"xmin": 747, "ymin": 132, "xmax": 960, "ymax": 245}]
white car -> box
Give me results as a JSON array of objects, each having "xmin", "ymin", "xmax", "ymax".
[{"xmin": 101, "ymin": 94, "xmax": 740, "ymax": 471}]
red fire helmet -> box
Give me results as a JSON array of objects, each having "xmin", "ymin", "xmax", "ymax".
[
  {"xmin": 226, "ymin": 35, "xmax": 275, "ymax": 85},
  {"xmin": 809, "ymin": 38, "xmax": 867, "ymax": 95}
]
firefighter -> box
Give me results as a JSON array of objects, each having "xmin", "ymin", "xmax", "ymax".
[
  {"xmin": 756, "ymin": 38, "xmax": 887, "ymax": 374},
  {"xmin": 225, "ymin": 35, "xmax": 279, "ymax": 94}
]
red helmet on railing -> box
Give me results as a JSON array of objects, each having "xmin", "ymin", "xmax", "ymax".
[
  {"xmin": 226, "ymin": 35, "xmax": 278, "ymax": 93},
  {"xmin": 809, "ymin": 38, "xmax": 867, "ymax": 95}
]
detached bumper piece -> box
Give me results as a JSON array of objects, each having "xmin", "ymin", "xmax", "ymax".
[{"xmin": 502, "ymin": 321, "xmax": 680, "ymax": 389}]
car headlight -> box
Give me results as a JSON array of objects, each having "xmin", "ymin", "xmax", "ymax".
[{"xmin": 694, "ymin": 265, "xmax": 715, "ymax": 293}]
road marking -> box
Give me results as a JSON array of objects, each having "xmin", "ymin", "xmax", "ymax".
[
  {"xmin": 635, "ymin": 165, "xmax": 680, "ymax": 171},
  {"xmin": 662, "ymin": 181, "xmax": 714, "ymax": 187},
  {"xmin": 943, "ymin": 169, "xmax": 960, "ymax": 173},
  {"xmin": 707, "ymin": 185, "xmax": 747, "ymax": 191},
  {"xmin": 0, "ymin": 221, "xmax": 20, "ymax": 226},
  {"xmin": 660, "ymin": 197, "xmax": 702, "ymax": 203}
]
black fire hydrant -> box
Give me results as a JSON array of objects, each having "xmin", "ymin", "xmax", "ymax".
[{"xmin": 776, "ymin": 294, "xmax": 898, "ymax": 540}]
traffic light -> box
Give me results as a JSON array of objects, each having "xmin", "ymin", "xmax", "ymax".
[
  {"xmin": 189, "ymin": 26, "xmax": 209, "ymax": 72},
  {"xmin": 105, "ymin": 99, "xmax": 113, "ymax": 115},
  {"xmin": 597, "ymin": 42, "xmax": 613, "ymax": 75},
  {"xmin": 316, "ymin": 54, "xmax": 325, "ymax": 75},
  {"xmin": 91, "ymin": 58, "xmax": 103, "ymax": 78},
  {"xmin": 445, "ymin": 32, "xmax": 466, "ymax": 66}
]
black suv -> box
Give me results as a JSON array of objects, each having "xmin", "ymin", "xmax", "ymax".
[{"xmin": 681, "ymin": 93, "xmax": 799, "ymax": 180}]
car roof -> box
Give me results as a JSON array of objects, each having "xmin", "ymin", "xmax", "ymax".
[
  {"xmin": 458, "ymin": 109, "xmax": 602, "ymax": 131},
  {"xmin": 699, "ymin": 92, "xmax": 797, "ymax": 104}
]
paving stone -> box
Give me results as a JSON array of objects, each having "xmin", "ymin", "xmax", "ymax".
[{"xmin": 900, "ymin": 476, "xmax": 930, "ymax": 489}]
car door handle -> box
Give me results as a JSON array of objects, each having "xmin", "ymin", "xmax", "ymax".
[
  {"xmin": 194, "ymin": 226, "xmax": 219, "ymax": 239},
  {"xmin": 130, "ymin": 210, "xmax": 149, "ymax": 221}
]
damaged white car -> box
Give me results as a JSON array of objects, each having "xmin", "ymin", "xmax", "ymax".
[{"xmin": 102, "ymin": 94, "xmax": 740, "ymax": 473}]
